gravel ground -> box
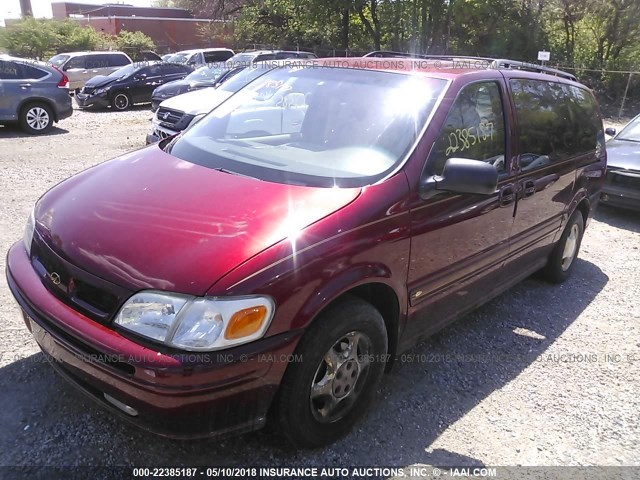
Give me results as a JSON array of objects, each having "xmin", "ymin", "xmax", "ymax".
[{"xmin": 0, "ymin": 107, "xmax": 639, "ymax": 468}]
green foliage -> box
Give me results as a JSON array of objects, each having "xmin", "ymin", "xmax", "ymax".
[
  {"xmin": 114, "ymin": 30, "xmax": 157, "ymax": 60},
  {"xmin": 0, "ymin": 18, "xmax": 155, "ymax": 61}
]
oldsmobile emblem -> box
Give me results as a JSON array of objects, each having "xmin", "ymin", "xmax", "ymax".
[{"xmin": 162, "ymin": 112, "xmax": 170, "ymax": 120}]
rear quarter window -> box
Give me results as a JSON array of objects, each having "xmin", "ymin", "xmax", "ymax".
[
  {"xmin": 510, "ymin": 79, "xmax": 602, "ymax": 171},
  {"xmin": 107, "ymin": 54, "xmax": 130, "ymax": 67},
  {"xmin": 19, "ymin": 64, "xmax": 48, "ymax": 79}
]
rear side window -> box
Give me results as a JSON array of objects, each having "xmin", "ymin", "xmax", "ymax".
[
  {"xmin": 0, "ymin": 61, "xmax": 47, "ymax": 80},
  {"xmin": 107, "ymin": 54, "xmax": 130, "ymax": 67},
  {"xmin": 204, "ymin": 51, "xmax": 233, "ymax": 63},
  {"xmin": 0, "ymin": 60, "xmax": 20, "ymax": 79},
  {"xmin": 18, "ymin": 64, "xmax": 48, "ymax": 79},
  {"xmin": 427, "ymin": 81, "xmax": 507, "ymax": 175},
  {"xmin": 85, "ymin": 55, "xmax": 110, "ymax": 69},
  {"xmin": 162, "ymin": 64, "xmax": 190, "ymax": 74},
  {"xmin": 510, "ymin": 79, "xmax": 601, "ymax": 171}
]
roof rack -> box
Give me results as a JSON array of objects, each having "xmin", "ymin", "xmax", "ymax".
[
  {"xmin": 363, "ymin": 50, "xmax": 577, "ymax": 81},
  {"xmin": 491, "ymin": 59, "xmax": 577, "ymax": 81},
  {"xmin": 363, "ymin": 50, "xmax": 495, "ymax": 63}
]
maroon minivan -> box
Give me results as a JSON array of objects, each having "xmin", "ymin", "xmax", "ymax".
[{"xmin": 6, "ymin": 57, "xmax": 606, "ymax": 448}]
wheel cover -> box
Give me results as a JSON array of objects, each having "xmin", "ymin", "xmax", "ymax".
[
  {"xmin": 309, "ymin": 331, "xmax": 373, "ymax": 423},
  {"xmin": 561, "ymin": 224, "xmax": 580, "ymax": 271},
  {"xmin": 26, "ymin": 107, "xmax": 50, "ymax": 130},
  {"xmin": 114, "ymin": 94, "xmax": 129, "ymax": 109}
]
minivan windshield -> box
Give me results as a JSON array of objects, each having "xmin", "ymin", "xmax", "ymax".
[
  {"xmin": 168, "ymin": 66, "xmax": 447, "ymax": 188},
  {"xmin": 48, "ymin": 54, "xmax": 69, "ymax": 67}
]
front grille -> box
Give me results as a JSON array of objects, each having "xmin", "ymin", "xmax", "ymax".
[
  {"xmin": 607, "ymin": 170, "xmax": 640, "ymax": 188},
  {"xmin": 156, "ymin": 107, "xmax": 184, "ymax": 126},
  {"xmin": 30, "ymin": 230, "xmax": 132, "ymax": 323}
]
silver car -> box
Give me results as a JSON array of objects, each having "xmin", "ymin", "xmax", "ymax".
[
  {"xmin": 0, "ymin": 55, "xmax": 73, "ymax": 134},
  {"xmin": 48, "ymin": 51, "xmax": 132, "ymax": 91}
]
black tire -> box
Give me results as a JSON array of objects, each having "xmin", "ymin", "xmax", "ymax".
[
  {"xmin": 275, "ymin": 296, "xmax": 388, "ymax": 448},
  {"xmin": 541, "ymin": 210, "xmax": 584, "ymax": 283},
  {"xmin": 110, "ymin": 91, "xmax": 131, "ymax": 111},
  {"xmin": 19, "ymin": 102, "xmax": 54, "ymax": 134}
]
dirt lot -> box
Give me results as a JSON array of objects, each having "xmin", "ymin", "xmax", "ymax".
[{"xmin": 0, "ymin": 107, "xmax": 639, "ymax": 468}]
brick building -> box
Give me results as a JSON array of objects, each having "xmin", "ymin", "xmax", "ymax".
[{"xmin": 51, "ymin": 2, "xmax": 231, "ymax": 52}]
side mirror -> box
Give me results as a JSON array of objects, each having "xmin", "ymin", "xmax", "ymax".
[
  {"xmin": 419, "ymin": 158, "xmax": 498, "ymax": 200},
  {"xmin": 604, "ymin": 127, "xmax": 616, "ymax": 137}
]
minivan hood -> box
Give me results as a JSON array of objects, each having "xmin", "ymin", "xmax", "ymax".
[
  {"xmin": 606, "ymin": 139, "xmax": 640, "ymax": 171},
  {"xmin": 34, "ymin": 146, "xmax": 361, "ymax": 295},
  {"xmin": 159, "ymin": 87, "xmax": 233, "ymax": 115}
]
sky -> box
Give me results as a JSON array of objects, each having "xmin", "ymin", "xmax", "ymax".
[{"xmin": 0, "ymin": 0, "xmax": 153, "ymax": 26}]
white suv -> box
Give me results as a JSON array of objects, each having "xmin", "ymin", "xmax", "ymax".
[{"xmin": 48, "ymin": 51, "xmax": 132, "ymax": 91}]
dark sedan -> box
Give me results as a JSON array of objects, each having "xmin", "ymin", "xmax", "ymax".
[
  {"xmin": 76, "ymin": 62, "xmax": 193, "ymax": 111},
  {"xmin": 150, "ymin": 64, "xmax": 229, "ymax": 111},
  {"xmin": 601, "ymin": 114, "xmax": 640, "ymax": 211}
]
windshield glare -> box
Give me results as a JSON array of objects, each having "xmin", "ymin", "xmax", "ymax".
[
  {"xmin": 186, "ymin": 65, "xmax": 225, "ymax": 82},
  {"xmin": 617, "ymin": 116, "xmax": 640, "ymax": 142},
  {"xmin": 167, "ymin": 53, "xmax": 190, "ymax": 64},
  {"xmin": 169, "ymin": 67, "xmax": 447, "ymax": 188},
  {"xmin": 48, "ymin": 54, "xmax": 69, "ymax": 67},
  {"xmin": 108, "ymin": 64, "xmax": 138, "ymax": 77}
]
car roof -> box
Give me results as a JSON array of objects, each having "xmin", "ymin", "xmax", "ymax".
[
  {"xmin": 0, "ymin": 55, "xmax": 59, "ymax": 73},
  {"xmin": 52, "ymin": 51, "xmax": 128, "ymax": 57}
]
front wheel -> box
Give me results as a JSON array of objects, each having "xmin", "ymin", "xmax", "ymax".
[
  {"xmin": 275, "ymin": 296, "xmax": 388, "ymax": 448},
  {"xmin": 110, "ymin": 92, "xmax": 131, "ymax": 111},
  {"xmin": 541, "ymin": 210, "xmax": 584, "ymax": 283}
]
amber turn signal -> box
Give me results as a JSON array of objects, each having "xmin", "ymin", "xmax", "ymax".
[{"xmin": 225, "ymin": 305, "xmax": 268, "ymax": 340}]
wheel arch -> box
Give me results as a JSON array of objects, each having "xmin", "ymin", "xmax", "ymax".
[
  {"xmin": 18, "ymin": 98, "xmax": 58, "ymax": 122},
  {"xmin": 299, "ymin": 280, "xmax": 402, "ymax": 369}
]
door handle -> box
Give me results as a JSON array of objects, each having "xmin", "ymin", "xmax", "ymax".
[
  {"xmin": 499, "ymin": 184, "xmax": 516, "ymax": 207},
  {"xmin": 19, "ymin": 83, "xmax": 32, "ymax": 89},
  {"xmin": 521, "ymin": 179, "xmax": 536, "ymax": 199}
]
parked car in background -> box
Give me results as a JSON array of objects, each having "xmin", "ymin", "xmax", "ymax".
[
  {"xmin": 0, "ymin": 55, "xmax": 72, "ymax": 134},
  {"xmin": 161, "ymin": 54, "xmax": 173, "ymax": 62},
  {"xmin": 601, "ymin": 114, "xmax": 640, "ymax": 211},
  {"xmin": 227, "ymin": 50, "xmax": 317, "ymax": 66},
  {"xmin": 146, "ymin": 60, "xmax": 293, "ymax": 143},
  {"xmin": 76, "ymin": 61, "xmax": 193, "ymax": 111},
  {"xmin": 48, "ymin": 51, "xmax": 132, "ymax": 91},
  {"xmin": 165, "ymin": 48, "xmax": 235, "ymax": 66},
  {"xmin": 150, "ymin": 64, "xmax": 230, "ymax": 110}
]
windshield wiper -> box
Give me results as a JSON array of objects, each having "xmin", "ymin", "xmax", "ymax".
[{"xmin": 214, "ymin": 168, "xmax": 261, "ymax": 180}]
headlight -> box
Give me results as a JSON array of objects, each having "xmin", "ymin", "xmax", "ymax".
[
  {"xmin": 94, "ymin": 88, "xmax": 107, "ymax": 96},
  {"xmin": 23, "ymin": 208, "xmax": 35, "ymax": 256},
  {"xmin": 115, "ymin": 291, "xmax": 275, "ymax": 351},
  {"xmin": 187, "ymin": 113, "xmax": 205, "ymax": 128}
]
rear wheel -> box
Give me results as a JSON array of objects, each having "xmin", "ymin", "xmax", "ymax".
[
  {"xmin": 275, "ymin": 296, "xmax": 388, "ymax": 448},
  {"xmin": 111, "ymin": 91, "xmax": 131, "ymax": 111},
  {"xmin": 19, "ymin": 103, "xmax": 54, "ymax": 134},
  {"xmin": 541, "ymin": 210, "xmax": 584, "ymax": 283}
]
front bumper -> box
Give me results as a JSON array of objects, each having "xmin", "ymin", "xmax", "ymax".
[
  {"xmin": 76, "ymin": 92, "xmax": 110, "ymax": 109},
  {"xmin": 6, "ymin": 241, "xmax": 300, "ymax": 439},
  {"xmin": 146, "ymin": 122, "xmax": 178, "ymax": 144},
  {"xmin": 601, "ymin": 182, "xmax": 640, "ymax": 212}
]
